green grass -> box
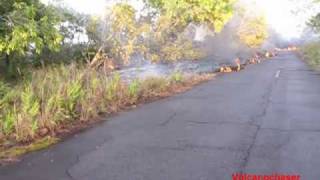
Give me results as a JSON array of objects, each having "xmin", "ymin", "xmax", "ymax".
[
  {"xmin": 0, "ymin": 136, "xmax": 59, "ymax": 161},
  {"xmin": 302, "ymin": 42, "xmax": 320, "ymax": 70},
  {"xmin": 0, "ymin": 63, "xmax": 213, "ymax": 147}
]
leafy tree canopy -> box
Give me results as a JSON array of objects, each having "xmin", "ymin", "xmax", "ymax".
[
  {"xmin": 144, "ymin": 0, "xmax": 236, "ymax": 33},
  {"xmin": 89, "ymin": 2, "xmax": 205, "ymax": 67},
  {"xmin": 308, "ymin": 13, "xmax": 320, "ymax": 33},
  {"xmin": 0, "ymin": 0, "xmax": 62, "ymax": 57},
  {"xmin": 237, "ymin": 15, "xmax": 268, "ymax": 48}
]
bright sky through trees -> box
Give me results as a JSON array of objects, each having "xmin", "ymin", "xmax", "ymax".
[
  {"xmin": 243, "ymin": 0, "xmax": 320, "ymax": 39},
  {"xmin": 42, "ymin": 0, "xmax": 320, "ymax": 39}
]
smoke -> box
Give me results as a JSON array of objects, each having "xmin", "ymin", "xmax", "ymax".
[
  {"xmin": 184, "ymin": 15, "xmax": 263, "ymax": 65},
  {"xmin": 186, "ymin": 0, "xmax": 320, "ymax": 64},
  {"xmin": 197, "ymin": 17, "xmax": 253, "ymax": 64},
  {"xmin": 45, "ymin": 0, "xmax": 320, "ymax": 70}
]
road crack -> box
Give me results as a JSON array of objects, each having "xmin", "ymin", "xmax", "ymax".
[
  {"xmin": 65, "ymin": 155, "xmax": 79, "ymax": 180},
  {"xmin": 159, "ymin": 112, "xmax": 177, "ymax": 126},
  {"xmin": 64, "ymin": 136, "xmax": 111, "ymax": 180},
  {"xmin": 240, "ymin": 74, "xmax": 279, "ymax": 173}
]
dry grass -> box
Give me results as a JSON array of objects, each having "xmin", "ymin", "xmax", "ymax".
[
  {"xmin": 0, "ymin": 48, "xmax": 277, "ymax": 161},
  {"xmin": 0, "ymin": 65, "xmax": 213, "ymax": 160}
]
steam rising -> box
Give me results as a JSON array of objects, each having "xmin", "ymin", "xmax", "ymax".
[
  {"xmin": 45, "ymin": 0, "xmax": 320, "ymax": 43},
  {"xmin": 43, "ymin": 0, "xmax": 320, "ymax": 79}
]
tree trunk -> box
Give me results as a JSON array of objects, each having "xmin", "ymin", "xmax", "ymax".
[{"xmin": 5, "ymin": 53, "xmax": 10, "ymax": 67}]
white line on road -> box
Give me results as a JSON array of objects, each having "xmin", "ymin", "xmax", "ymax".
[{"xmin": 275, "ymin": 70, "xmax": 281, "ymax": 78}]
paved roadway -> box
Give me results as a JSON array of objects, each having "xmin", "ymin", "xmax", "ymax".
[{"xmin": 1, "ymin": 52, "xmax": 320, "ymax": 180}]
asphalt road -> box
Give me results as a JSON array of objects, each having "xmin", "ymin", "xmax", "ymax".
[{"xmin": 1, "ymin": 52, "xmax": 320, "ymax": 180}]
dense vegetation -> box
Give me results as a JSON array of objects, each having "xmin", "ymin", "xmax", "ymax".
[
  {"xmin": 0, "ymin": 0, "xmax": 242, "ymax": 150},
  {"xmin": 237, "ymin": 16, "xmax": 268, "ymax": 48},
  {"xmin": 303, "ymin": 4, "xmax": 320, "ymax": 69},
  {"xmin": 0, "ymin": 0, "xmax": 62, "ymax": 58},
  {"xmin": 0, "ymin": 64, "xmax": 213, "ymax": 143},
  {"xmin": 302, "ymin": 42, "xmax": 320, "ymax": 69},
  {"xmin": 144, "ymin": 0, "xmax": 235, "ymax": 32},
  {"xmin": 234, "ymin": 3, "xmax": 268, "ymax": 48}
]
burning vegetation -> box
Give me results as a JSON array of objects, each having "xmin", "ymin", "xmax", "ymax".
[
  {"xmin": 0, "ymin": 0, "xmax": 283, "ymax": 160},
  {"xmin": 218, "ymin": 50, "xmax": 278, "ymax": 73},
  {"xmin": 85, "ymin": 0, "xmax": 236, "ymax": 70}
]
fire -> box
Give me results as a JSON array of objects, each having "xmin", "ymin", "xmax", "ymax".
[
  {"xmin": 249, "ymin": 57, "xmax": 260, "ymax": 64},
  {"xmin": 219, "ymin": 58, "xmax": 242, "ymax": 73},
  {"xmin": 265, "ymin": 51, "xmax": 277, "ymax": 58},
  {"xmin": 265, "ymin": 52, "xmax": 271, "ymax": 58},
  {"xmin": 287, "ymin": 46, "xmax": 298, "ymax": 51},
  {"xmin": 219, "ymin": 50, "xmax": 278, "ymax": 73},
  {"xmin": 274, "ymin": 46, "xmax": 298, "ymax": 52},
  {"xmin": 220, "ymin": 66, "xmax": 233, "ymax": 73}
]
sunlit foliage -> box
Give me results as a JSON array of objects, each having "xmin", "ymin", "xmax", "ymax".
[
  {"xmin": 0, "ymin": 0, "xmax": 62, "ymax": 57},
  {"xmin": 144, "ymin": 0, "xmax": 236, "ymax": 33},
  {"xmin": 302, "ymin": 42, "xmax": 320, "ymax": 69},
  {"xmin": 106, "ymin": 3, "xmax": 150, "ymax": 64},
  {"xmin": 237, "ymin": 16, "xmax": 268, "ymax": 48},
  {"xmin": 90, "ymin": 2, "xmax": 206, "ymax": 66},
  {"xmin": 89, "ymin": 3, "xmax": 152, "ymax": 68},
  {"xmin": 142, "ymin": 0, "xmax": 237, "ymax": 61}
]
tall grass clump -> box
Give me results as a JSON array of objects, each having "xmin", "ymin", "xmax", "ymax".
[
  {"xmin": 0, "ymin": 64, "xmax": 125, "ymax": 143},
  {"xmin": 127, "ymin": 79, "xmax": 140, "ymax": 104},
  {"xmin": 170, "ymin": 71, "xmax": 184, "ymax": 83},
  {"xmin": 0, "ymin": 63, "xmax": 211, "ymax": 145}
]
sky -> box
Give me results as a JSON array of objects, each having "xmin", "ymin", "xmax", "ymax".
[
  {"xmin": 243, "ymin": 0, "xmax": 320, "ymax": 39},
  {"xmin": 43, "ymin": 0, "xmax": 320, "ymax": 40}
]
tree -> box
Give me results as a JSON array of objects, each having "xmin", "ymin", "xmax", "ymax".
[
  {"xmin": 90, "ymin": 0, "xmax": 237, "ymax": 66},
  {"xmin": 144, "ymin": 0, "xmax": 236, "ymax": 33},
  {"xmin": 144, "ymin": 15, "xmax": 204, "ymax": 62},
  {"xmin": 142, "ymin": 0, "xmax": 236, "ymax": 62},
  {"xmin": 90, "ymin": 3, "xmax": 151, "ymax": 68},
  {"xmin": 37, "ymin": 6, "xmax": 92, "ymax": 64},
  {"xmin": 237, "ymin": 16, "xmax": 268, "ymax": 48},
  {"xmin": 308, "ymin": 13, "xmax": 320, "ymax": 33},
  {"xmin": 0, "ymin": 0, "xmax": 62, "ymax": 64},
  {"xmin": 55, "ymin": 6, "xmax": 87, "ymax": 45}
]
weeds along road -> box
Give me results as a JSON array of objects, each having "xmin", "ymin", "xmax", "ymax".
[{"xmin": 1, "ymin": 52, "xmax": 320, "ymax": 180}]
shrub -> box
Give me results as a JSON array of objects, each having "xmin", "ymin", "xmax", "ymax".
[
  {"xmin": 16, "ymin": 85, "xmax": 41, "ymax": 141},
  {"xmin": 0, "ymin": 81, "xmax": 9, "ymax": 99},
  {"xmin": 2, "ymin": 110, "xmax": 16, "ymax": 136},
  {"xmin": 170, "ymin": 71, "xmax": 183, "ymax": 83},
  {"xmin": 106, "ymin": 73, "xmax": 122, "ymax": 101},
  {"xmin": 127, "ymin": 80, "xmax": 140, "ymax": 104},
  {"xmin": 140, "ymin": 77, "xmax": 168, "ymax": 96},
  {"xmin": 302, "ymin": 42, "xmax": 320, "ymax": 69}
]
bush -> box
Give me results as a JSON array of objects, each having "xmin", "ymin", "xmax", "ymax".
[
  {"xmin": 127, "ymin": 80, "xmax": 140, "ymax": 104},
  {"xmin": 140, "ymin": 77, "xmax": 168, "ymax": 96},
  {"xmin": 170, "ymin": 71, "xmax": 183, "ymax": 83},
  {"xmin": 302, "ymin": 42, "xmax": 320, "ymax": 69}
]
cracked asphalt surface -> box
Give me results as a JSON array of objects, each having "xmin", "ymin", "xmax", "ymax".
[{"xmin": 1, "ymin": 52, "xmax": 320, "ymax": 180}]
